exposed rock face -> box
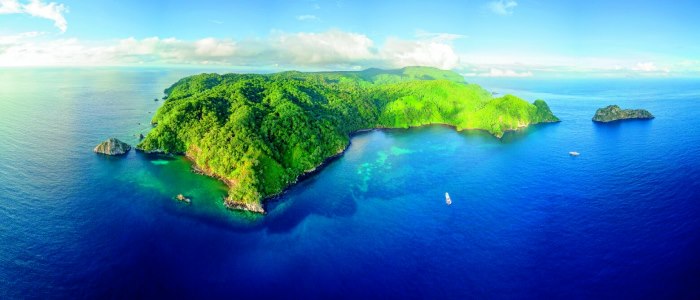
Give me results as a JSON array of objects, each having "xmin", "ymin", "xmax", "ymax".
[
  {"xmin": 93, "ymin": 138, "xmax": 131, "ymax": 155},
  {"xmin": 592, "ymin": 105, "xmax": 654, "ymax": 122},
  {"xmin": 224, "ymin": 198, "xmax": 266, "ymax": 214}
]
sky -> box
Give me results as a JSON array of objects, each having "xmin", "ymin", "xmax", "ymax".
[{"xmin": 1, "ymin": 0, "xmax": 700, "ymax": 77}]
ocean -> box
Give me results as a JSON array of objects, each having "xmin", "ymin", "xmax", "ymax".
[{"xmin": 1, "ymin": 69, "xmax": 699, "ymax": 299}]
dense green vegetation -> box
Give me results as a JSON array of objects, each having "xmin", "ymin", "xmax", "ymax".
[{"xmin": 138, "ymin": 67, "xmax": 559, "ymax": 213}]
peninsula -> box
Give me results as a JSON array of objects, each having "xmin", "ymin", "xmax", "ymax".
[
  {"xmin": 592, "ymin": 105, "xmax": 654, "ymax": 122},
  {"xmin": 137, "ymin": 67, "xmax": 559, "ymax": 213}
]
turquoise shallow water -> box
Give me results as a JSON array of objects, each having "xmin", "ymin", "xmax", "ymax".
[{"xmin": 1, "ymin": 69, "xmax": 700, "ymax": 298}]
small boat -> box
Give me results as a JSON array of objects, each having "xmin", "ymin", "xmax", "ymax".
[
  {"xmin": 569, "ymin": 151, "xmax": 580, "ymax": 156},
  {"xmin": 445, "ymin": 192, "xmax": 452, "ymax": 205}
]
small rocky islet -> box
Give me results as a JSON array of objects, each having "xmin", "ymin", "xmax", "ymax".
[
  {"xmin": 175, "ymin": 194, "xmax": 191, "ymax": 204},
  {"xmin": 93, "ymin": 138, "xmax": 131, "ymax": 155},
  {"xmin": 592, "ymin": 105, "xmax": 654, "ymax": 122}
]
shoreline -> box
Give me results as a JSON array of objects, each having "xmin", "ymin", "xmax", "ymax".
[{"xmin": 173, "ymin": 120, "xmax": 560, "ymax": 214}]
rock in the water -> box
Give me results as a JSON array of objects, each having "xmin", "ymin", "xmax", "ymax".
[
  {"xmin": 176, "ymin": 194, "xmax": 191, "ymax": 203},
  {"xmin": 592, "ymin": 105, "xmax": 654, "ymax": 122},
  {"xmin": 93, "ymin": 138, "xmax": 131, "ymax": 155},
  {"xmin": 138, "ymin": 133, "xmax": 145, "ymax": 140}
]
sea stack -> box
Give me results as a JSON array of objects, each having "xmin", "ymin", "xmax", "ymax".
[
  {"xmin": 93, "ymin": 138, "xmax": 131, "ymax": 155},
  {"xmin": 592, "ymin": 105, "xmax": 654, "ymax": 122}
]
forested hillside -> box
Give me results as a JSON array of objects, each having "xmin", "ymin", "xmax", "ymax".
[{"xmin": 138, "ymin": 67, "xmax": 559, "ymax": 213}]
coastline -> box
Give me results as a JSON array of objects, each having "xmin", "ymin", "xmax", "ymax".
[
  {"xmin": 176, "ymin": 119, "xmax": 560, "ymax": 214},
  {"xmin": 376, "ymin": 118, "xmax": 561, "ymax": 139}
]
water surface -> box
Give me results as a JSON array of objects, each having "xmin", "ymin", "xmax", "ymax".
[{"xmin": 1, "ymin": 69, "xmax": 699, "ymax": 298}]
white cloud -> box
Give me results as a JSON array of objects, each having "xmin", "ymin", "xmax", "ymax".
[
  {"xmin": 0, "ymin": 30, "xmax": 43, "ymax": 43},
  {"xmin": 487, "ymin": 0, "xmax": 517, "ymax": 16},
  {"xmin": 415, "ymin": 30, "xmax": 467, "ymax": 43},
  {"xmin": 109, "ymin": 37, "xmax": 240, "ymax": 64},
  {"xmin": 630, "ymin": 62, "xmax": 672, "ymax": 75},
  {"xmin": 275, "ymin": 30, "xmax": 374, "ymax": 65},
  {"xmin": 463, "ymin": 68, "xmax": 532, "ymax": 77},
  {"xmin": 456, "ymin": 53, "xmax": 689, "ymax": 77},
  {"xmin": 381, "ymin": 38, "xmax": 460, "ymax": 69},
  {"xmin": 23, "ymin": 0, "xmax": 67, "ymax": 32},
  {"xmin": 0, "ymin": 29, "xmax": 462, "ymax": 69},
  {"xmin": 0, "ymin": 0, "xmax": 68, "ymax": 32},
  {"xmin": 0, "ymin": 0, "xmax": 22, "ymax": 13},
  {"xmin": 631, "ymin": 62, "xmax": 657, "ymax": 72},
  {"xmin": 194, "ymin": 38, "xmax": 237, "ymax": 57},
  {"xmin": 296, "ymin": 14, "xmax": 319, "ymax": 21},
  {"xmin": 3, "ymin": 28, "xmax": 688, "ymax": 77}
]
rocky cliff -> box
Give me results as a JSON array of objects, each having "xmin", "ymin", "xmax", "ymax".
[
  {"xmin": 94, "ymin": 138, "xmax": 131, "ymax": 155},
  {"xmin": 592, "ymin": 105, "xmax": 654, "ymax": 122}
]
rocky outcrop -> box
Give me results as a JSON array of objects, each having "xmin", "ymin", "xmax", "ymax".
[
  {"xmin": 224, "ymin": 198, "xmax": 266, "ymax": 214},
  {"xmin": 175, "ymin": 194, "xmax": 191, "ymax": 204},
  {"xmin": 592, "ymin": 105, "xmax": 654, "ymax": 122},
  {"xmin": 93, "ymin": 138, "xmax": 131, "ymax": 155}
]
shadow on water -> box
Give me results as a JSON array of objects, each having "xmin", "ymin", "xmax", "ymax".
[
  {"xmin": 264, "ymin": 180, "xmax": 359, "ymax": 234},
  {"xmin": 592, "ymin": 119, "xmax": 654, "ymax": 138},
  {"xmin": 502, "ymin": 121, "xmax": 561, "ymax": 143},
  {"xmin": 258, "ymin": 128, "xmax": 427, "ymax": 233},
  {"xmin": 140, "ymin": 152, "xmax": 179, "ymax": 161},
  {"xmin": 592, "ymin": 119, "xmax": 654, "ymax": 129},
  {"xmin": 262, "ymin": 141, "xmax": 361, "ymax": 234},
  {"xmin": 455, "ymin": 128, "xmax": 500, "ymax": 142},
  {"xmin": 162, "ymin": 205, "xmax": 270, "ymax": 233}
]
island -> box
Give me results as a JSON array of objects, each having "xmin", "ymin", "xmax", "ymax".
[
  {"xmin": 137, "ymin": 67, "xmax": 560, "ymax": 213},
  {"xmin": 592, "ymin": 105, "xmax": 654, "ymax": 122},
  {"xmin": 94, "ymin": 138, "xmax": 131, "ymax": 155},
  {"xmin": 175, "ymin": 194, "xmax": 191, "ymax": 204}
]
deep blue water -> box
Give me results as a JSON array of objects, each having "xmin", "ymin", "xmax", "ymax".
[{"xmin": 1, "ymin": 69, "xmax": 700, "ymax": 299}]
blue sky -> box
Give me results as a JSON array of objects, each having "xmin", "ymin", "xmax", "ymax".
[{"xmin": 1, "ymin": 0, "xmax": 699, "ymax": 77}]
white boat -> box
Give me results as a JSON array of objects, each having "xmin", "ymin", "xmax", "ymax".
[
  {"xmin": 569, "ymin": 151, "xmax": 580, "ymax": 156},
  {"xmin": 445, "ymin": 192, "xmax": 452, "ymax": 205}
]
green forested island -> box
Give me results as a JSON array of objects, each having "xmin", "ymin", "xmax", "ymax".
[{"xmin": 137, "ymin": 67, "xmax": 559, "ymax": 213}]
